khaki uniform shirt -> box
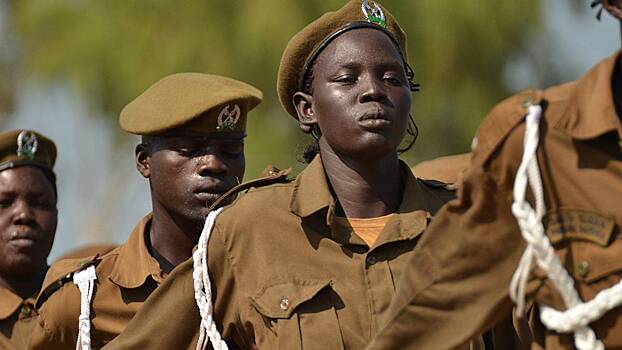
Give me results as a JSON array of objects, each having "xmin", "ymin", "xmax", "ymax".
[
  {"xmin": 29, "ymin": 214, "xmax": 167, "ymax": 349},
  {"xmin": 366, "ymin": 51, "xmax": 622, "ymax": 350},
  {"xmin": 103, "ymin": 156, "xmax": 456, "ymax": 350},
  {"xmin": 0, "ymin": 286, "xmax": 36, "ymax": 350}
]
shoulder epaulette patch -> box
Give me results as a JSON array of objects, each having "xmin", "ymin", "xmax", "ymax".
[
  {"xmin": 35, "ymin": 255, "xmax": 101, "ymax": 309},
  {"xmin": 471, "ymin": 89, "xmax": 543, "ymax": 166},
  {"xmin": 208, "ymin": 167, "xmax": 292, "ymax": 211}
]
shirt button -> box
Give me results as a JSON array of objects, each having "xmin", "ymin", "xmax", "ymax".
[
  {"xmin": 19, "ymin": 305, "xmax": 32, "ymax": 318},
  {"xmin": 279, "ymin": 297, "xmax": 290, "ymax": 311},
  {"xmin": 367, "ymin": 255, "xmax": 377, "ymax": 266},
  {"xmin": 577, "ymin": 261, "xmax": 590, "ymax": 277}
]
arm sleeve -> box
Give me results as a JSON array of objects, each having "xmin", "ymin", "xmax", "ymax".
[
  {"xmin": 102, "ymin": 223, "xmax": 241, "ymax": 350},
  {"xmin": 367, "ymin": 165, "xmax": 527, "ymax": 350}
]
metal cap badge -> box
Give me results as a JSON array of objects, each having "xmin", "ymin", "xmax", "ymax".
[
  {"xmin": 362, "ymin": 0, "xmax": 387, "ymax": 28},
  {"xmin": 17, "ymin": 130, "xmax": 38, "ymax": 159},
  {"xmin": 217, "ymin": 104, "xmax": 241, "ymax": 132}
]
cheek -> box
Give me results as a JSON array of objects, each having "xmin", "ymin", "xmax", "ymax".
[
  {"xmin": 37, "ymin": 210, "xmax": 58, "ymax": 239},
  {"xmin": 229, "ymin": 156, "xmax": 246, "ymax": 181}
]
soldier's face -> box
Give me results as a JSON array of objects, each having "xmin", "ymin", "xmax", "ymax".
[
  {"xmin": 138, "ymin": 134, "xmax": 245, "ymax": 227},
  {"xmin": 0, "ymin": 166, "xmax": 57, "ymax": 278},
  {"xmin": 306, "ymin": 28, "xmax": 411, "ymax": 160}
]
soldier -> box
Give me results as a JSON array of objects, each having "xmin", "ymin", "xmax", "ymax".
[
  {"xmin": 411, "ymin": 152, "xmax": 471, "ymax": 185},
  {"xmin": 102, "ymin": 1, "xmax": 464, "ymax": 349},
  {"xmin": 366, "ymin": 1, "xmax": 622, "ymax": 349},
  {"xmin": 28, "ymin": 73, "xmax": 263, "ymax": 349},
  {"xmin": 0, "ymin": 130, "xmax": 57, "ymax": 350}
]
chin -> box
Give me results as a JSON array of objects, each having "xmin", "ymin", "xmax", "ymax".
[{"xmin": 0, "ymin": 255, "xmax": 45, "ymax": 277}]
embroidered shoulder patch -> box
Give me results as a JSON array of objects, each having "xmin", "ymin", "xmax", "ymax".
[{"xmin": 544, "ymin": 209, "xmax": 615, "ymax": 247}]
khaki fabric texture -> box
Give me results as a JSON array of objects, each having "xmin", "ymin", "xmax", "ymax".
[
  {"xmin": 0, "ymin": 286, "xmax": 36, "ymax": 350},
  {"xmin": 120, "ymin": 73, "xmax": 263, "ymax": 135},
  {"xmin": 277, "ymin": 0, "xmax": 407, "ymax": 118},
  {"xmin": 103, "ymin": 156, "xmax": 455, "ymax": 350},
  {"xmin": 366, "ymin": 51, "xmax": 622, "ymax": 350},
  {"xmin": 29, "ymin": 214, "xmax": 167, "ymax": 349},
  {"xmin": 411, "ymin": 152, "xmax": 472, "ymax": 184},
  {"xmin": 0, "ymin": 130, "xmax": 56, "ymax": 171}
]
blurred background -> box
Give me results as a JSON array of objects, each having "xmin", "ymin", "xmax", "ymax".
[{"xmin": 0, "ymin": 0, "xmax": 618, "ymax": 259}]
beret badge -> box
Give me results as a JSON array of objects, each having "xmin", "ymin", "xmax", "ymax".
[
  {"xmin": 217, "ymin": 104, "xmax": 241, "ymax": 132},
  {"xmin": 17, "ymin": 130, "xmax": 38, "ymax": 159},
  {"xmin": 361, "ymin": 0, "xmax": 387, "ymax": 28}
]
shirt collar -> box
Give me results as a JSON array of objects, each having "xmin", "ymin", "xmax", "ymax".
[
  {"xmin": 289, "ymin": 155, "xmax": 435, "ymax": 245},
  {"xmin": 109, "ymin": 213, "xmax": 163, "ymax": 289},
  {"xmin": 0, "ymin": 285, "xmax": 27, "ymax": 320},
  {"xmin": 552, "ymin": 50, "xmax": 622, "ymax": 140},
  {"xmin": 289, "ymin": 155, "xmax": 335, "ymax": 222}
]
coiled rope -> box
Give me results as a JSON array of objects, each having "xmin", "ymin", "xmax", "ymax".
[
  {"xmin": 73, "ymin": 265, "xmax": 97, "ymax": 350},
  {"xmin": 509, "ymin": 104, "xmax": 622, "ymax": 350},
  {"xmin": 192, "ymin": 207, "xmax": 228, "ymax": 350}
]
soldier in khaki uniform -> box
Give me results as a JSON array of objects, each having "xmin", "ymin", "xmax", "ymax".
[
  {"xmin": 28, "ymin": 74, "xmax": 263, "ymax": 349},
  {"xmin": 0, "ymin": 130, "xmax": 58, "ymax": 350},
  {"xmin": 366, "ymin": 1, "xmax": 622, "ymax": 349},
  {"xmin": 101, "ymin": 1, "xmax": 464, "ymax": 349},
  {"xmin": 411, "ymin": 152, "xmax": 472, "ymax": 185}
]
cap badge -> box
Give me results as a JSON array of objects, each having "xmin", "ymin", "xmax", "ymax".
[
  {"xmin": 217, "ymin": 104, "xmax": 241, "ymax": 132},
  {"xmin": 361, "ymin": 0, "xmax": 386, "ymax": 28},
  {"xmin": 16, "ymin": 131, "xmax": 38, "ymax": 159}
]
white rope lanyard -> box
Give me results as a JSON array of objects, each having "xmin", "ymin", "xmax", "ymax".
[
  {"xmin": 509, "ymin": 104, "xmax": 622, "ymax": 350},
  {"xmin": 192, "ymin": 207, "xmax": 228, "ymax": 350},
  {"xmin": 73, "ymin": 265, "xmax": 97, "ymax": 350}
]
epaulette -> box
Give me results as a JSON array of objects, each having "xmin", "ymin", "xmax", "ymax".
[
  {"xmin": 35, "ymin": 254, "xmax": 101, "ymax": 309},
  {"xmin": 209, "ymin": 166, "xmax": 291, "ymax": 211},
  {"xmin": 471, "ymin": 89, "xmax": 544, "ymax": 167},
  {"xmin": 419, "ymin": 178, "xmax": 457, "ymax": 192}
]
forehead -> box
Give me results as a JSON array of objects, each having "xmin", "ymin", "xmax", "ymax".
[
  {"xmin": 0, "ymin": 166, "xmax": 54, "ymax": 194},
  {"xmin": 146, "ymin": 132, "xmax": 246, "ymax": 145},
  {"xmin": 314, "ymin": 28, "xmax": 404, "ymax": 71}
]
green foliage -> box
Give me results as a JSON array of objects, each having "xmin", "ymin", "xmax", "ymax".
[{"xmin": 10, "ymin": 0, "xmax": 541, "ymax": 175}]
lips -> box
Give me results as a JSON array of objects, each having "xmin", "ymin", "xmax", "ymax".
[
  {"xmin": 358, "ymin": 109, "xmax": 392, "ymax": 129},
  {"xmin": 7, "ymin": 230, "xmax": 39, "ymax": 249},
  {"xmin": 193, "ymin": 182, "xmax": 233, "ymax": 204}
]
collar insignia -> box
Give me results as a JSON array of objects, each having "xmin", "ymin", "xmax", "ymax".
[
  {"xmin": 17, "ymin": 131, "xmax": 38, "ymax": 159},
  {"xmin": 217, "ymin": 104, "xmax": 241, "ymax": 132},
  {"xmin": 362, "ymin": 0, "xmax": 387, "ymax": 28}
]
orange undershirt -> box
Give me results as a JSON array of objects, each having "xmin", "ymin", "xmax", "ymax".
[{"xmin": 335, "ymin": 214, "xmax": 395, "ymax": 247}]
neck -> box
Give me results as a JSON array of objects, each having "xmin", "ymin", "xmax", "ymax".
[
  {"xmin": 319, "ymin": 140, "xmax": 402, "ymax": 219},
  {"xmin": 149, "ymin": 205, "xmax": 202, "ymax": 268},
  {"xmin": 0, "ymin": 266, "xmax": 47, "ymax": 299}
]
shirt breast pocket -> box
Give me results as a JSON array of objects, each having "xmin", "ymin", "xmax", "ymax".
[{"xmin": 250, "ymin": 279, "xmax": 345, "ymax": 350}]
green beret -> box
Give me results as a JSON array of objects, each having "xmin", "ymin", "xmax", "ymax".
[
  {"xmin": 120, "ymin": 73, "xmax": 263, "ymax": 135},
  {"xmin": 0, "ymin": 129, "xmax": 57, "ymax": 173},
  {"xmin": 277, "ymin": 0, "xmax": 408, "ymax": 119}
]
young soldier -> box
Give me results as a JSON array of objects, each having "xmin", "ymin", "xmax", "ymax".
[
  {"xmin": 0, "ymin": 130, "xmax": 58, "ymax": 350},
  {"xmin": 28, "ymin": 73, "xmax": 262, "ymax": 349},
  {"xmin": 366, "ymin": 1, "xmax": 622, "ymax": 349},
  {"xmin": 102, "ymin": 1, "xmax": 469, "ymax": 349}
]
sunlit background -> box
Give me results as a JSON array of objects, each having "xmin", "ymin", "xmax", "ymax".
[{"xmin": 0, "ymin": 1, "xmax": 618, "ymax": 260}]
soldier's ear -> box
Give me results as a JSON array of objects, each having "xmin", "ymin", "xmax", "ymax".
[
  {"xmin": 135, "ymin": 143, "xmax": 151, "ymax": 179},
  {"xmin": 293, "ymin": 92, "xmax": 317, "ymax": 134}
]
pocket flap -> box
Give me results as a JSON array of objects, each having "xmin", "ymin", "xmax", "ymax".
[
  {"xmin": 544, "ymin": 208, "xmax": 615, "ymax": 247},
  {"xmin": 251, "ymin": 279, "xmax": 332, "ymax": 319}
]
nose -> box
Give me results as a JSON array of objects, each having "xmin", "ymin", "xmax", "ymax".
[
  {"xmin": 359, "ymin": 75, "xmax": 387, "ymax": 103},
  {"xmin": 197, "ymin": 153, "xmax": 228, "ymax": 177},
  {"xmin": 12, "ymin": 200, "xmax": 36, "ymax": 225}
]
